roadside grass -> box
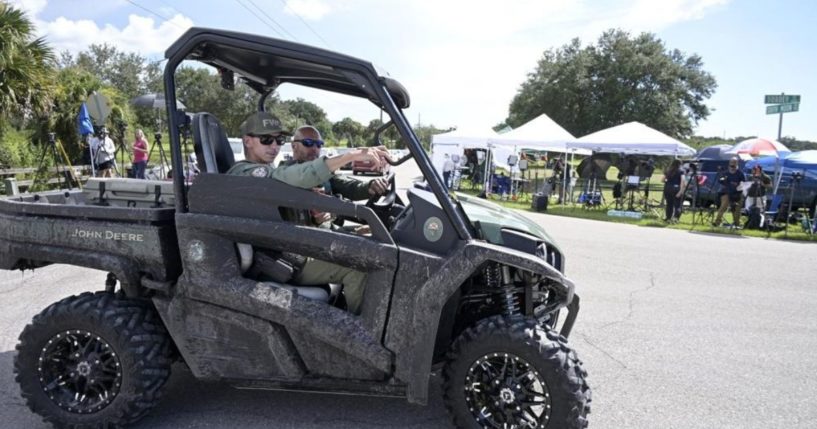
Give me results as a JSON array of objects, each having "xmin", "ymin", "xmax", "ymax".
[{"xmin": 456, "ymin": 188, "xmax": 817, "ymax": 242}]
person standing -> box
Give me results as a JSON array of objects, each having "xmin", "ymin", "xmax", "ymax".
[
  {"xmin": 713, "ymin": 157, "xmax": 746, "ymax": 227},
  {"xmin": 442, "ymin": 154, "xmax": 454, "ymax": 188},
  {"xmin": 90, "ymin": 127, "xmax": 116, "ymax": 177},
  {"xmin": 745, "ymin": 165, "xmax": 772, "ymax": 210},
  {"xmin": 131, "ymin": 129, "xmax": 149, "ymax": 179},
  {"xmin": 662, "ymin": 159, "xmax": 686, "ymax": 222}
]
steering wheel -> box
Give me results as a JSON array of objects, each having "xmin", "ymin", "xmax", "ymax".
[
  {"xmin": 366, "ymin": 170, "xmax": 396, "ymax": 208},
  {"xmin": 365, "ymin": 171, "xmax": 397, "ymax": 226}
]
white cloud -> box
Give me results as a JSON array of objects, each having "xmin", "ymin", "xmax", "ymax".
[
  {"xmin": 8, "ymin": 0, "xmax": 47, "ymax": 17},
  {"xmin": 38, "ymin": 13, "xmax": 193, "ymax": 57},
  {"xmin": 381, "ymin": 0, "xmax": 731, "ymax": 130},
  {"xmin": 284, "ymin": 0, "xmax": 331, "ymax": 21}
]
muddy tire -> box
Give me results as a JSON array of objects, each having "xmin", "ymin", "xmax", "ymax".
[
  {"xmin": 443, "ymin": 316, "xmax": 591, "ymax": 429},
  {"xmin": 14, "ymin": 292, "xmax": 173, "ymax": 428}
]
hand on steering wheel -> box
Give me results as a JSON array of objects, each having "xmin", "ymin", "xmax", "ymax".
[{"xmin": 366, "ymin": 171, "xmax": 396, "ymax": 209}]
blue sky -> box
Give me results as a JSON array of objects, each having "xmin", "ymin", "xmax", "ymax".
[{"xmin": 11, "ymin": 0, "xmax": 817, "ymax": 141}]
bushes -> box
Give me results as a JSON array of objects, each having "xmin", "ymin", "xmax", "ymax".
[{"xmin": 0, "ymin": 126, "xmax": 39, "ymax": 169}]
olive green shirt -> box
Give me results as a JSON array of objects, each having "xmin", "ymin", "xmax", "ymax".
[
  {"xmin": 226, "ymin": 157, "xmax": 333, "ymax": 188},
  {"xmin": 283, "ymin": 159, "xmax": 371, "ymax": 201}
]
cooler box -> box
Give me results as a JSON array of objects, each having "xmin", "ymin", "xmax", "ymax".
[{"xmin": 84, "ymin": 178, "xmax": 176, "ymax": 208}]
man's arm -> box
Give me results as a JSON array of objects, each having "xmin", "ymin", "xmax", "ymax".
[
  {"xmin": 270, "ymin": 157, "xmax": 334, "ymax": 188},
  {"xmin": 229, "ymin": 147, "xmax": 391, "ymax": 189},
  {"xmin": 330, "ymin": 175, "xmax": 372, "ymax": 201}
]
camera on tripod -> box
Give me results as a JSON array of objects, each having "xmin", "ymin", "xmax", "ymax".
[
  {"xmin": 179, "ymin": 112, "xmax": 193, "ymax": 140},
  {"xmin": 154, "ymin": 132, "xmax": 162, "ymax": 142},
  {"xmin": 47, "ymin": 133, "xmax": 56, "ymax": 145},
  {"xmin": 793, "ymin": 171, "xmax": 803, "ymax": 183}
]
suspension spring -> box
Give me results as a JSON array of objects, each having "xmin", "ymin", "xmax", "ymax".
[
  {"xmin": 501, "ymin": 266, "xmax": 520, "ymax": 316},
  {"xmin": 485, "ymin": 263, "xmax": 501, "ymax": 288}
]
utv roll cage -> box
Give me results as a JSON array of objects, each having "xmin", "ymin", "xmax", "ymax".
[{"xmin": 162, "ymin": 27, "xmax": 472, "ymax": 240}]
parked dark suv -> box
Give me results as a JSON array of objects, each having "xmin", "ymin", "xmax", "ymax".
[{"xmin": 746, "ymin": 151, "xmax": 817, "ymax": 217}]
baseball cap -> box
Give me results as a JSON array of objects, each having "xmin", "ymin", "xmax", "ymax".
[{"xmin": 239, "ymin": 112, "xmax": 290, "ymax": 136}]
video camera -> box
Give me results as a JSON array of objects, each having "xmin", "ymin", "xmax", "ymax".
[
  {"xmin": 179, "ymin": 112, "xmax": 193, "ymax": 139},
  {"xmin": 47, "ymin": 132, "xmax": 56, "ymax": 145},
  {"xmin": 154, "ymin": 132, "xmax": 162, "ymax": 142},
  {"xmin": 793, "ymin": 171, "xmax": 803, "ymax": 183}
]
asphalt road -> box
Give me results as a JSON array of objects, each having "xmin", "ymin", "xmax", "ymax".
[{"xmin": 1, "ymin": 163, "xmax": 815, "ymax": 428}]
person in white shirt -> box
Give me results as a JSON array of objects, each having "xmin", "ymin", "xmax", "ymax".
[
  {"xmin": 442, "ymin": 154, "xmax": 455, "ymax": 188},
  {"xmin": 90, "ymin": 127, "xmax": 117, "ymax": 177}
]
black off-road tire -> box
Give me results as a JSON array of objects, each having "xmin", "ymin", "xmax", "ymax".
[
  {"xmin": 443, "ymin": 316, "xmax": 591, "ymax": 429},
  {"xmin": 14, "ymin": 292, "xmax": 173, "ymax": 428}
]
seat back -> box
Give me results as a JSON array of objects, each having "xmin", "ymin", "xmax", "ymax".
[{"xmin": 192, "ymin": 112, "xmax": 235, "ymax": 174}]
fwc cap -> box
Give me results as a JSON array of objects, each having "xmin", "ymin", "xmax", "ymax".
[{"xmin": 239, "ymin": 112, "xmax": 290, "ymax": 136}]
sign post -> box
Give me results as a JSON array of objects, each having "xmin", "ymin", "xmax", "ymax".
[{"xmin": 764, "ymin": 93, "xmax": 801, "ymax": 140}]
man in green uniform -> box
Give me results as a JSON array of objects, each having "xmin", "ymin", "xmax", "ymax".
[
  {"xmin": 287, "ymin": 125, "xmax": 389, "ymax": 227},
  {"xmin": 227, "ymin": 112, "xmax": 388, "ymax": 314}
]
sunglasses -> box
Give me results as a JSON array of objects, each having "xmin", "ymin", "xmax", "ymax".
[
  {"xmin": 292, "ymin": 138, "xmax": 324, "ymax": 148},
  {"xmin": 251, "ymin": 134, "xmax": 286, "ymax": 146}
]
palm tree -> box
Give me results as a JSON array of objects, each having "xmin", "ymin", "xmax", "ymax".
[{"xmin": 0, "ymin": 3, "xmax": 55, "ymax": 120}]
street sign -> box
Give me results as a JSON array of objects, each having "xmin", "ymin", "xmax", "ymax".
[
  {"xmin": 766, "ymin": 103, "xmax": 799, "ymax": 115},
  {"xmin": 764, "ymin": 94, "xmax": 800, "ymax": 104}
]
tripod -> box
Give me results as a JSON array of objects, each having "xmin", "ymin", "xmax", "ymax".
[
  {"xmin": 113, "ymin": 122, "xmax": 130, "ymax": 177},
  {"xmin": 688, "ymin": 173, "xmax": 710, "ymax": 226},
  {"xmin": 31, "ymin": 133, "xmax": 77, "ymax": 192},
  {"xmin": 147, "ymin": 132, "xmax": 170, "ymax": 179},
  {"xmin": 683, "ymin": 166, "xmax": 706, "ymax": 226}
]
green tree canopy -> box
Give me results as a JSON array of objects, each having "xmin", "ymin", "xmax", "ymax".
[
  {"xmin": 0, "ymin": 3, "xmax": 55, "ymax": 122},
  {"xmin": 507, "ymin": 29, "xmax": 717, "ymax": 139},
  {"xmin": 332, "ymin": 117, "xmax": 364, "ymax": 147},
  {"xmin": 45, "ymin": 67, "xmax": 101, "ymax": 162},
  {"xmin": 62, "ymin": 44, "xmax": 146, "ymax": 103},
  {"xmin": 281, "ymin": 98, "xmax": 334, "ymax": 140}
]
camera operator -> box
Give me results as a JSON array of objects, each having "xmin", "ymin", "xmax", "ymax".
[
  {"xmin": 90, "ymin": 127, "xmax": 117, "ymax": 177},
  {"xmin": 713, "ymin": 157, "xmax": 745, "ymax": 227},
  {"xmin": 745, "ymin": 165, "xmax": 771, "ymax": 210}
]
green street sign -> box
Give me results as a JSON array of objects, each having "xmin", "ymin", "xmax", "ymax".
[
  {"xmin": 766, "ymin": 103, "xmax": 799, "ymax": 115},
  {"xmin": 764, "ymin": 94, "xmax": 800, "ymax": 104}
]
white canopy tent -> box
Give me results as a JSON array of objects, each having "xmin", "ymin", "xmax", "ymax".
[
  {"xmin": 488, "ymin": 113, "xmax": 591, "ymax": 155},
  {"xmin": 430, "ymin": 125, "xmax": 500, "ymax": 173},
  {"xmin": 488, "ymin": 113, "xmax": 590, "ymax": 200},
  {"xmin": 431, "ymin": 125, "xmax": 522, "ymax": 194},
  {"xmin": 566, "ymin": 121, "xmax": 696, "ymax": 157}
]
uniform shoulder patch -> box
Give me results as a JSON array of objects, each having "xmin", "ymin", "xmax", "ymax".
[{"xmin": 251, "ymin": 166, "xmax": 268, "ymax": 177}]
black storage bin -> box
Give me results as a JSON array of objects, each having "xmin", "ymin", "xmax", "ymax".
[{"xmin": 532, "ymin": 193, "xmax": 548, "ymax": 212}]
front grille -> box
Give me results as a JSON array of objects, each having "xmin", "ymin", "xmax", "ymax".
[{"xmin": 537, "ymin": 243, "xmax": 563, "ymax": 272}]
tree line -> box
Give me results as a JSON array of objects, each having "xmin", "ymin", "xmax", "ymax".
[
  {"xmin": 0, "ymin": 4, "xmax": 449, "ymax": 169},
  {"xmin": 1, "ymin": 4, "xmax": 813, "ymax": 170}
]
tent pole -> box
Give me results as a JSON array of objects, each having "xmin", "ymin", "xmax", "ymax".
[
  {"xmin": 562, "ymin": 153, "xmax": 568, "ymax": 204},
  {"xmin": 484, "ymin": 145, "xmax": 492, "ymax": 195}
]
